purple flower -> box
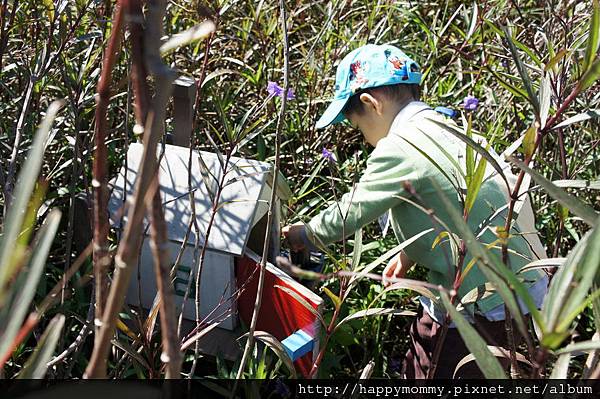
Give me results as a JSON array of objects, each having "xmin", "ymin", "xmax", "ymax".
[
  {"xmin": 322, "ymin": 147, "xmax": 336, "ymax": 163},
  {"xmin": 462, "ymin": 95, "xmax": 479, "ymax": 111},
  {"xmin": 267, "ymin": 81, "xmax": 295, "ymax": 100}
]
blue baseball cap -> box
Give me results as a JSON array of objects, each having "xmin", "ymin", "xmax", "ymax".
[{"xmin": 316, "ymin": 44, "xmax": 422, "ymax": 129}]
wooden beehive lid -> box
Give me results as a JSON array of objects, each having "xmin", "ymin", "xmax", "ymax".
[{"xmin": 108, "ymin": 142, "xmax": 291, "ymax": 256}]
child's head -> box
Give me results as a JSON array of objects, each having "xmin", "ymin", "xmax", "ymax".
[{"xmin": 316, "ymin": 44, "xmax": 422, "ymax": 145}]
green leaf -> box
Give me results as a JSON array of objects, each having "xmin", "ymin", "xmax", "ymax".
[
  {"xmin": 196, "ymin": 153, "xmax": 218, "ymax": 204},
  {"xmin": 160, "ymin": 20, "xmax": 216, "ymax": 55},
  {"xmin": 42, "ymin": 0, "xmax": 55, "ymax": 22},
  {"xmin": 431, "ymin": 231, "xmax": 450, "ymax": 249},
  {"xmin": 351, "ymin": 228, "xmax": 362, "ymax": 271},
  {"xmin": 378, "ymin": 279, "xmax": 440, "ymax": 303},
  {"xmin": 501, "ymin": 133, "xmax": 525, "ymax": 160},
  {"xmin": 549, "ymin": 353, "xmax": 571, "ymax": 379},
  {"xmin": 200, "ymin": 69, "xmax": 238, "ymax": 89},
  {"xmin": 334, "ymin": 308, "xmax": 416, "ymax": 332},
  {"xmin": 298, "ymin": 158, "xmax": 326, "ymax": 198},
  {"xmin": 348, "ymin": 228, "xmax": 434, "ymax": 287},
  {"xmin": 0, "ymin": 209, "xmax": 61, "ymax": 360},
  {"xmin": 111, "ymin": 338, "xmax": 152, "ymax": 370},
  {"xmin": 517, "ymin": 258, "xmax": 566, "ymax": 274},
  {"xmin": 454, "ymin": 346, "xmax": 530, "ymax": 378},
  {"xmin": 559, "ymin": 204, "xmax": 570, "ymax": 222},
  {"xmin": 552, "ymin": 179, "xmax": 600, "ymax": 190},
  {"xmin": 521, "ymin": 123, "xmax": 538, "ymax": 159},
  {"xmin": 542, "ymin": 221, "xmax": 600, "ymax": 348},
  {"xmin": 399, "ymin": 135, "xmax": 462, "ymax": 195},
  {"xmin": 514, "ymin": 38, "xmax": 544, "ymax": 68},
  {"xmin": 241, "ymin": 330, "xmax": 297, "ymax": 378},
  {"xmin": 556, "ymin": 339, "xmax": 600, "ymax": 355},
  {"xmin": 465, "ymin": 2, "xmax": 478, "ymax": 40},
  {"xmin": 488, "ymin": 69, "xmax": 529, "ymax": 100},
  {"xmin": 583, "ymin": 0, "xmax": 600, "ymax": 73},
  {"xmin": 457, "ymin": 283, "xmax": 497, "ymax": 311},
  {"xmin": 578, "ymin": 57, "xmax": 600, "ymax": 92},
  {"xmin": 544, "ymin": 48, "xmax": 568, "ymax": 73},
  {"xmin": 502, "ymin": 26, "xmax": 540, "ymax": 114},
  {"xmin": 538, "ymin": 74, "xmax": 551, "ymax": 129},
  {"xmin": 465, "ymin": 156, "xmax": 488, "ymax": 213},
  {"xmin": 553, "ymin": 110, "xmax": 600, "ymax": 129},
  {"xmin": 425, "ymin": 117, "xmax": 511, "ymax": 191},
  {"xmin": 557, "ymin": 287, "xmax": 600, "ymax": 332},
  {"xmin": 511, "ymin": 158, "xmax": 598, "ymax": 227},
  {"xmin": 321, "ymin": 286, "xmax": 341, "ymax": 310},
  {"xmin": 17, "ymin": 314, "xmax": 65, "ymax": 379},
  {"xmin": 593, "ymin": 284, "xmax": 600, "ymax": 333},
  {"xmin": 440, "ymin": 292, "xmax": 508, "ymax": 379},
  {"xmin": 465, "ymin": 115, "xmax": 475, "ymax": 187},
  {"xmin": 0, "ymin": 101, "xmax": 63, "ymax": 297},
  {"xmin": 432, "ymin": 180, "xmax": 542, "ymax": 337},
  {"xmin": 420, "ymin": 130, "xmax": 467, "ymax": 180}
]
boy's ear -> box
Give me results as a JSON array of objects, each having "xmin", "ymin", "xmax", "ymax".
[{"xmin": 359, "ymin": 92, "xmax": 384, "ymax": 115}]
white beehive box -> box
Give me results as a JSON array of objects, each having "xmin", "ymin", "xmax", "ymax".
[{"xmin": 108, "ymin": 142, "xmax": 291, "ymax": 330}]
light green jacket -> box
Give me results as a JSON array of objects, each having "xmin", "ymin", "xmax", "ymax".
[{"xmin": 307, "ymin": 102, "xmax": 545, "ymax": 315}]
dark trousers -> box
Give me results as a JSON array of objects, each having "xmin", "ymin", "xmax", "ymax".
[{"xmin": 402, "ymin": 306, "xmax": 521, "ymax": 379}]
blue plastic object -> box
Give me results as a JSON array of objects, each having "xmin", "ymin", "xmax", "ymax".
[
  {"xmin": 434, "ymin": 106, "xmax": 457, "ymax": 118},
  {"xmin": 281, "ymin": 329, "xmax": 314, "ymax": 361}
]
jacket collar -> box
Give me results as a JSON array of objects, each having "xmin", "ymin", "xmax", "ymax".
[{"xmin": 389, "ymin": 101, "xmax": 432, "ymax": 133}]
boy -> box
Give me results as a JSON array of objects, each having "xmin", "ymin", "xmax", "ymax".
[{"xmin": 283, "ymin": 44, "xmax": 548, "ymax": 378}]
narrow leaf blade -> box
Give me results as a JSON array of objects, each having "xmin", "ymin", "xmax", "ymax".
[
  {"xmin": 579, "ymin": 57, "xmax": 600, "ymax": 92},
  {"xmin": 553, "ymin": 110, "xmax": 600, "ymax": 130},
  {"xmin": 18, "ymin": 314, "xmax": 65, "ymax": 379},
  {"xmin": 502, "ymin": 26, "xmax": 540, "ymax": 113},
  {"xmin": 0, "ymin": 209, "xmax": 61, "ymax": 358},
  {"xmin": 159, "ymin": 20, "xmax": 216, "ymax": 55},
  {"xmin": 426, "ymin": 117, "xmax": 511, "ymax": 191},
  {"xmin": 511, "ymin": 158, "xmax": 598, "ymax": 226},
  {"xmin": 240, "ymin": 331, "xmax": 297, "ymax": 378},
  {"xmin": 335, "ymin": 308, "xmax": 416, "ymax": 332},
  {"xmin": 583, "ymin": 0, "xmax": 600, "ymax": 72},
  {"xmin": 432, "ymin": 180, "xmax": 542, "ymax": 336},
  {"xmin": 0, "ymin": 101, "xmax": 63, "ymax": 291}
]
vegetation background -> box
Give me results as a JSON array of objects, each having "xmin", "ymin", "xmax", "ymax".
[{"xmin": 0, "ymin": 0, "xmax": 599, "ymax": 381}]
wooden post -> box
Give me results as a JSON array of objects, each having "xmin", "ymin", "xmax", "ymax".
[{"xmin": 171, "ymin": 76, "xmax": 196, "ymax": 147}]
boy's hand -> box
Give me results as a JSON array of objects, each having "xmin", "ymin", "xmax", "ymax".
[
  {"xmin": 382, "ymin": 251, "xmax": 415, "ymax": 287},
  {"xmin": 282, "ymin": 222, "xmax": 306, "ymax": 252}
]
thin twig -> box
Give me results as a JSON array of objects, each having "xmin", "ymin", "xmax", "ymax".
[
  {"xmin": 183, "ymin": 29, "xmax": 218, "ymax": 378},
  {"xmin": 187, "ymin": 151, "xmax": 232, "ymax": 377},
  {"xmin": 84, "ymin": 0, "xmax": 178, "ymax": 378},
  {"xmin": 500, "ymin": 82, "xmax": 583, "ymax": 378},
  {"xmin": 147, "ymin": 177, "xmax": 183, "ymax": 378},
  {"xmin": 126, "ymin": 0, "xmax": 182, "ymax": 378},
  {"xmin": 91, "ymin": 0, "xmax": 125, "ymax": 331},
  {"xmin": 234, "ymin": 0, "xmax": 290, "ymax": 381}
]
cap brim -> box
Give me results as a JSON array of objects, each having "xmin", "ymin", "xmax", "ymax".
[{"xmin": 315, "ymin": 97, "xmax": 348, "ymax": 129}]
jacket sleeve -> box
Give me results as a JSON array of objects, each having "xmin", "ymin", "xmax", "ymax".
[{"xmin": 306, "ymin": 136, "xmax": 420, "ymax": 246}]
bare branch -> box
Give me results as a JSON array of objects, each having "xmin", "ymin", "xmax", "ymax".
[{"xmin": 235, "ymin": 0, "xmax": 290, "ymax": 381}]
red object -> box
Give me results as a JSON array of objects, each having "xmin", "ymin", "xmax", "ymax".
[{"xmin": 236, "ymin": 255, "xmax": 322, "ymax": 377}]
